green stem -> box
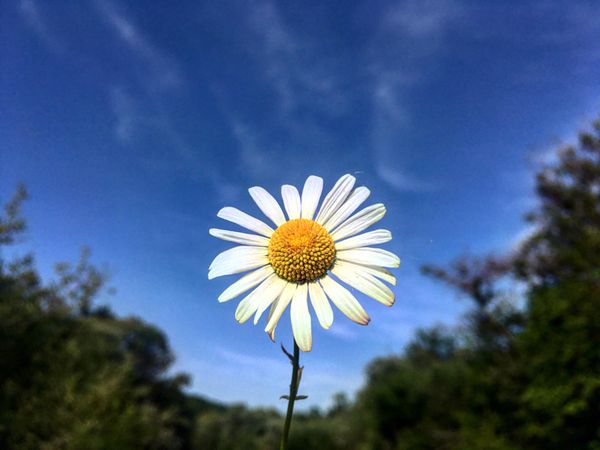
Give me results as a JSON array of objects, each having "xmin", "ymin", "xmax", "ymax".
[{"xmin": 280, "ymin": 341, "xmax": 300, "ymax": 450}]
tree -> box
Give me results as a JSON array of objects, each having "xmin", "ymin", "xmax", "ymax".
[{"xmin": 515, "ymin": 120, "xmax": 600, "ymax": 449}]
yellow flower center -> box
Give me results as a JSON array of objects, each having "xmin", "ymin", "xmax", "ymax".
[{"xmin": 268, "ymin": 219, "xmax": 336, "ymax": 283}]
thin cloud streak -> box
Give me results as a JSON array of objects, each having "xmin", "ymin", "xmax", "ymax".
[
  {"xmin": 245, "ymin": 0, "xmax": 349, "ymax": 118},
  {"xmin": 369, "ymin": 0, "xmax": 463, "ymax": 192},
  {"xmin": 97, "ymin": 3, "xmax": 237, "ymax": 201},
  {"xmin": 18, "ymin": 0, "xmax": 65, "ymax": 52},
  {"xmin": 109, "ymin": 86, "xmax": 138, "ymax": 143},
  {"xmin": 229, "ymin": 118, "xmax": 272, "ymax": 179},
  {"xmin": 94, "ymin": 0, "xmax": 183, "ymax": 91}
]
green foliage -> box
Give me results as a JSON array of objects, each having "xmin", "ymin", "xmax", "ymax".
[
  {"xmin": 519, "ymin": 282, "xmax": 600, "ymax": 449},
  {"xmin": 353, "ymin": 326, "xmax": 521, "ymax": 450},
  {"xmin": 514, "ymin": 120, "xmax": 600, "ymax": 449},
  {"xmin": 193, "ymin": 406, "xmax": 280, "ymax": 450},
  {"xmin": 0, "ymin": 184, "xmax": 27, "ymax": 245}
]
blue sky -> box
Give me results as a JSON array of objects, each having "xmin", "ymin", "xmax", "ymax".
[{"xmin": 1, "ymin": 0, "xmax": 599, "ymax": 410}]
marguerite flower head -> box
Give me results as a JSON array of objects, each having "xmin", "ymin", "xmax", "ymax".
[{"xmin": 209, "ymin": 174, "xmax": 400, "ymax": 352}]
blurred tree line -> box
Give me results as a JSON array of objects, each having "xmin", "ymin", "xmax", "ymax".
[{"xmin": 1, "ymin": 118, "xmax": 599, "ymax": 449}]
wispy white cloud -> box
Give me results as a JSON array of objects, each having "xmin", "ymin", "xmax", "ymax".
[
  {"xmin": 377, "ymin": 164, "xmax": 438, "ymax": 192},
  {"xmin": 371, "ymin": 72, "xmax": 438, "ymax": 193},
  {"xmin": 108, "ymin": 84, "xmax": 239, "ymax": 202},
  {"xmin": 369, "ymin": 0, "xmax": 463, "ymax": 192},
  {"xmin": 109, "ymin": 86, "xmax": 138, "ymax": 143},
  {"xmin": 246, "ymin": 0, "xmax": 296, "ymax": 113},
  {"xmin": 383, "ymin": 0, "xmax": 462, "ymax": 40},
  {"xmin": 245, "ymin": 0, "xmax": 349, "ymax": 118},
  {"xmin": 18, "ymin": 0, "xmax": 64, "ymax": 52},
  {"xmin": 96, "ymin": 2, "xmax": 239, "ymax": 200},
  {"xmin": 94, "ymin": 0, "xmax": 183, "ymax": 91},
  {"xmin": 327, "ymin": 322, "xmax": 360, "ymax": 341},
  {"xmin": 216, "ymin": 347, "xmax": 289, "ymax": 375},
  {"xmin": 229, "ymin": 118, "xmax": 272, "ymax": 179},
  {"xmin": 19, "ymin": 0, "xmax": 210, "ymax": 192}
]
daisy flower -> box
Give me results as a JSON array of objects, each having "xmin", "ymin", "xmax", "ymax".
[{"xmin": 209, "ymin": 174, "xmax": 400, "ymax": 352}]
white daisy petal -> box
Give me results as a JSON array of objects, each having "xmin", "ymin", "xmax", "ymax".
[
  {"xmin": 316, "ymin": 174, "xmax": 356, "ymax": 225},
  {"xmin": 281, "ymin": 185, "xmax": 301, "ymax": 220},
  {"xmin": 291, "ymin": 283, "xmax": 312, "ymax": 352},
  {"xmin": 330, "ymin": 204, "xmax": 386, "ymax": 241},
  {"xmin": 235, "ymin": 273, "xmax": 283, "ymax": 323},
  {"xmin": 265, "ymin": 283, "xmax": 297, "ymax": 341},
  {"xmin": 301, "ymin": 175, "xmax": 323, "ymax": 220},
  {"xmin": 209, "ymin": 228, "xmax": 270, "ymax": 247},
  {"xmin": 352, "ymin": 264, "xmax": 397, "ymax": 286},
  {"xmin": 265, "ymin": 296, "xmax": 280, "ymax": 341},
  {"xmin": 332, "ymin": 261, "xmax": 395, "ymax": 306},
  {"xmin": 218, "ymin": 265, "xmax": 275, "ymax": 302},
  {"xmin": 309, "ymin": 281, "xmax": 333, "ymax": 329},
  {"xmin": 334, "ymin": 229, "xmax": 392, "ymax": 250},
  {"xmin": 320, "ymin": 275, "xmax": 370, "ymax": 325},
  {"xmin": 234, "ymin": 274, "xmax": 275, "ymax": 323},
  {"xmin": 208, "ymin": 246, "xmax": 269, "ymax": 279},
  {"xmin": 217, "ymin": 207, "xmax": 274, "ymax": 237},
  {"xmin": 248, "ymin": 186, "xmax": 287, "ymax": 227},
  {"xmin": 336, "ymin": 247, "xmax": 401, "ymax": 268},
  {"xmin": 323, "ymin": 186, "xmax": 370, "ymax": 232},
  {"xmin": 208, "ymin": 246, "xmax": 266, "ymax": 270},
  {"xmin": 253, "ymin": 278, "xmax": 288, "ymax": 324}
]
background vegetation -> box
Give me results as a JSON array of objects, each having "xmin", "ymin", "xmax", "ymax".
[{"xmin": 1, "ymin": 119, "xmax": 599, "ymax": 449}]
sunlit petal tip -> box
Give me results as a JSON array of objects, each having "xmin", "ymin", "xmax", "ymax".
[
  {"xmin": 336, "ymin": 247, "xmax": 399, "ymax": 269},
  {"xmin": 217, "ymin": 266, "xmax": 274, "ymax": 303},
  {"xmin": 252, "ymin": 278, "xmax": 288, "ymax": 325},
  {"xmin": 209, "ymin": 228, "xmax": 269, "ymax": 246},
  {"xmin": 308, "ymin": 281, "xmax": 334, "ymax": 330},
  {"xmin": 331, "ymin": 203, "xmax": 386, "ymax": 241},
  {"xmin": 217, "ymin": 206, "xmax": 274, "ymax": 237},
  {"xmin": 234, "ymin": 275, "xmax": 279, "ymax": 323},
  {"xmin": 235, "ymin": 310, "xmax": 250, "ymax": 324},
  {"xmin": 332, "ymin": 261, "xmax": 395, "ymax": 306},
  {"xmin": 301, "ymin": 176, "xmax": 324, "ymax": 220},
  {"xmin": 386, "ymin": 294, "xmax": 396, "ymax": 307},
  {"xmin": 248, "ymin": 186, "xmax": 287, "ymax": 227},
  {"xmin": 298, "ymin": 339, "xmax": 312, "ymax": 352},
  {"xmin": 291, "ymin": 284, "xmax": 312, "ymax": 352},
  {"xmin": 209, "ymin": 246, "xmax": 268, "ymax": 278},
  {"xmin": 281, "ymin": 185, "xmax": 301, "ymax": 220},
  {"xmin": 264, "ymin": 283, "xmax": 296, "ymax": 337},
  {"xmin": 267, "ymin": 330, "xmax": 276, "ymax": 342},
  {"xmin": 334, "ymin": 229, "xmax": 392, "ymax": 250},
  {"xmin": 320, "ymin": 275, "xmax": 370, "ymax": 326},
  {"xmin": 323, "ymin": 186, "xmax": 371, "ymax": 232},
  {"xmin": 316, "ymin": 174, "xmax": 356, "ymax": 225},
  {"xmin": 320, "ymin": 319, "xmax": 333, "ymax": 330}
]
